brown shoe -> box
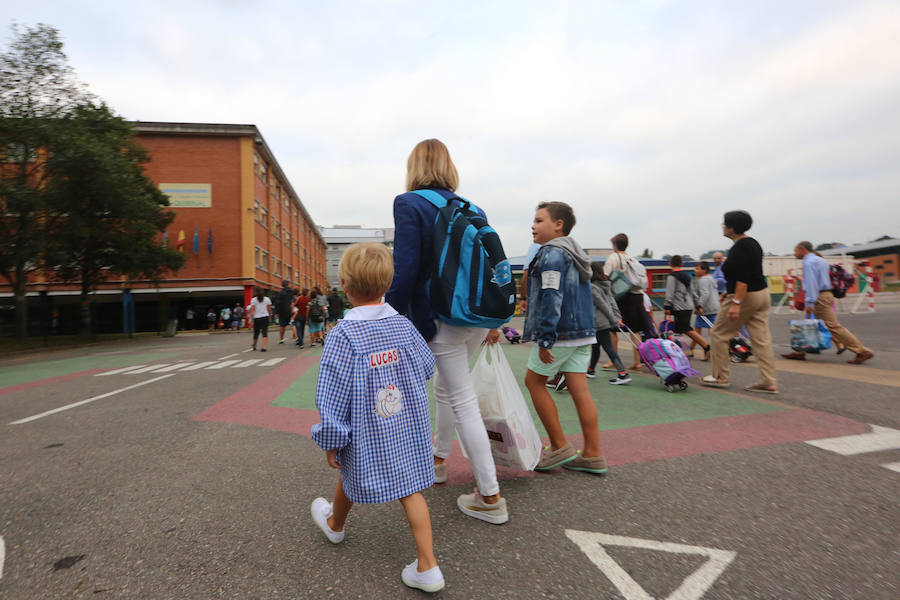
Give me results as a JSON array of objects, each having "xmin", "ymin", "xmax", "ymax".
[
  {"xmin": 848, "ymin": 350, "xmax": 874, "ymax": 365},
  {"xmin": 781, "ymin": 352, "xmax": 806, "ymax": 360}
]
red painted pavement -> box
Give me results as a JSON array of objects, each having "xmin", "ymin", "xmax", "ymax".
[
  {"xmin": 194, "ymin": 355, "xmax": 870, "ymax": 486},
  {"xmin": 0, "ymin": 369, "xmax": 106, "ymax": 396}
]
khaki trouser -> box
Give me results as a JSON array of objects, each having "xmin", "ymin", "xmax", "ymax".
[
  {"xmin": 811, "ymin": 291, "xmax": 869, "ymax": 355},
  {"xmin": 711, "ymin": 289, "xmax": 777, "ymax": 387}
]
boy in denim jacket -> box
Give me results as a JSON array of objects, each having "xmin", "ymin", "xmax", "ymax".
[{"xmin": 523, "ymin": 202, "xmax": 608, "ymax": 474}]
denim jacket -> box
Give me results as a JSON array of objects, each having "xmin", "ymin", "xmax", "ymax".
[{"xmin": 523, "ymin": 242, "xmax": 596, "ymax": 348}]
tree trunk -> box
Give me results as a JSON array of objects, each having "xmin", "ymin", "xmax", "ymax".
[
  {"xmin": 80, "ymin": 276, "xmax": 93, "ymax": 339},
  {"xmin": 14, "ymin": 286, "xmax": 28, "ymax": 340}
]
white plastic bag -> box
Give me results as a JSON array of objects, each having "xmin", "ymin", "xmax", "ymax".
[{"xmin": 465, "ymin": 344, "xmax": 542, "ymax": 471}]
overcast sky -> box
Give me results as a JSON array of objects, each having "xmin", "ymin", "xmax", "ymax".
[{"xmin": 5, "ymin": 1, "xmax": 900, "ymax": 258}]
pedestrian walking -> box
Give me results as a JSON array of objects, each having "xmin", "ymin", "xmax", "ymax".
[
  {"xmin": 206, "ymin": 308, "xmax": 216, "ymax": 332},
  {"xmin": 232, "ymin": 303, "xmax": 243, "ymax": 331},
  {"xmin": 523, "ymin": 202, "xmax": 608, "ymax": 474},
  {"xmin": 275, "ymin": 279, "xmax": 295, "ymax": 344},
  {"xmin": 701, "ymin": 211, "xmax": 778, "ymax": 394},
  {"xmin": 663, "ymin": 255, "xmax": 711, "ymax": 358},
  {"xmin": 689, "ymin": 261, "xmax": 720, "ymax": 359},
  {"xmin": 184, "ymin": 307, "xmax": 194, "ymax": 331},
  {"xmin": 293, "ymin": 288, "xmax": 310, "ymax": 348},
  {"xmin": 308, "ymin": 290, "xmax": 326, "ymax": 346},
  {"xmin": 327, "ymin": 287, "xmax": 344, "ymax": 328},
  {"xmin": 603, "ymin": 233, "xmax": 649, "ymax": 371},
  {"xmin": 712, "ymin": 251, "xmax": 727, "ymax": 298},
  {"xmin": 782, "ymin": 241, "xmax": 874, "ymax": 364},
  {"xmin": 247, "ymin": 288, "xmax": 272, "ymax": 352},
  {"xmin": 385, "ymin": 138, "xmax": 508, "ymax": 525},
  {"xmin": 587, "ymin": 262, "xmax": 630, "ymax": 384},
  {"xmin": 310, "ymin": 242, "xmax": 444, "ymax": 593}
]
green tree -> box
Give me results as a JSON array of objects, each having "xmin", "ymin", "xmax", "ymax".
[
  {"xmin": 639, "ymin": 248, "xmax": 653, "ymax": 258},
  {"xmin": 45, "ymin": 103, "xmax": 185, "ymax": 335},
  {"xmin": 0, "ymin": 22, "xmax": 90, "ymax": 338}
]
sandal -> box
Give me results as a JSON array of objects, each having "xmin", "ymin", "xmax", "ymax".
[
  {"xmin": 744, "ymin": 384, "xmax": 779, "ymax": 395},
  {"xmin": 628, "ymin": 363, "xmax": 643, "ymax": 371},
  {"xmin": 700, "ymin": 375, "xmax": 729, "ymax": 388}
]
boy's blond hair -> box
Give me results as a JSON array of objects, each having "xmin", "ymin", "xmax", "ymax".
[
  {"xmin": 338, "ymin": 243, "xmax": 394, "ymax": 301},
  {"xmin": 406, "ymin": 139, "xmax": 459, "ymax": 192}
]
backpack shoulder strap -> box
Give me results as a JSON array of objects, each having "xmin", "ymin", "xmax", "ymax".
[{"xmin": 410, "ymin": 189, "xmax": 449, "ymax": 209}]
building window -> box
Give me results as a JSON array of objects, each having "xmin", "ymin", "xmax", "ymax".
[
  {"xmin": 270, "ymin": 255, "xmax": 277, "ymax": 273},
  {"xmin": 253, "ymin": 153, "xmax": 260, "ymax": 175},
  {"xmin": 275, "ymin": 259, "xmax": 282, "ymax": 277},
  {"xmin": 254, "ymin": 200, "xmax": 261, "ymax": 223},
  {"xmin": 651, "ymin": 273, "xmax": 667, "ymax": 290},
  {"xmin": 274, "ymin": 220, "xmax": 281, "ymax": 239},
  {"xmin": 261, "ymin": 206, "xmax": 268, "ymax": 228},
  {"xmin": 294, "ymin": 240, "xmax": 299, "ymax": 255},
  {"xmin": 255, "ymin": 246, "xmax": 261, "ymax": 268},
  {"xmin": 271, "ymin": 215, "xmax": 277, "ymax": 232},
  {"xmin": 261, "ymin": 250, "xmax": 269, "ymax": 271},
  {"xmin": 884, "ymin": 259, "xmax": 894, "ymax": 264},
  {"xmin": 260, "ymin": 161, "xmax": 268, "ymax": 183},
  {"xmin": 285, "ymin": 231, "xmax": 291, "ymax": 247}
]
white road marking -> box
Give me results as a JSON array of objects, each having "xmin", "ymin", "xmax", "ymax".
[
  {"xmin": 0, "ymin": 535, "xmax": 4, "ymax": 580},
  {"xmin": 9, "ymin": 375, "xmax": 175, "ymax": 425},
  {"xmin": 232, "ymin": 359, "xmax": 262, "ymax": 368},
  {"xmin": 218, "ymin": 353, "xmax": 239, "ymax": 360},
  {"xmin": 149, "ymin": 362, "xmax": 195, "ymax": 372},
  {"xmin": 94, "ymin": 365, "xmax": 147, "ymax": 377},
  {"xmin": 126, "ymin": 364, "xmax": 171, "ymax": 374},
  {"xmin": 242, "ymin": 349, "xmax": 254, "ymax": 353},
  {"xmin": 179, "ymin": 361, "xmax": 218, "ymax": 371},
  {"xmin": 205, "ymin": 360, "xmax": 241, "ymax": 370},
  {"xmin": 565, "ymin": 530, "xmax": 736, "ymax": 600},
  {"xmin": 881, "ymin": 462, "xmax": 900, "ymax": 474},
  {"xmin": 258, "ymin": 357, "xmax": 286, "ymax": 367},
  {"xmin": 805, "ymin": 425, "xmax": 900, "ymax": 455}
]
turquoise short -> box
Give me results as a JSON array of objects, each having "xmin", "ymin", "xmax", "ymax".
[{"xmin": 527, "ymin": 344, "xmax": 591, "ymax": 377}]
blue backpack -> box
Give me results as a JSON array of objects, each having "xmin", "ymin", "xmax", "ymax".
[{"xmin": 411, "ymin": 189, "xmax": 515, "ymax": 328}]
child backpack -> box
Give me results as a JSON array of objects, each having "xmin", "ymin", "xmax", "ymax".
[
  {"xmin": 308, "ymin": 300, "xmax": 324, "ymax": 323},
  {"xmin": 608, "ymin": 253, "xmax": 649, "ymax": 298},
  {"xmin": 411, "ymin": 189, "xmax": 516, "ymax": 328},
  {"xmin": 829, "ymin": 264, "xmax": 855, "ymax": 298}
]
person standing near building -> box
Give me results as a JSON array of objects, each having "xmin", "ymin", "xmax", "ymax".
[
  {"xmin": 247, "ymin": 288, "xmax": 273, "ymax": 352},
  {"xmin": 232, "ymin": 303, "xmax": 243, "ymax": 331},
  {"xmin": 701, "ymin": 211, "xmax": 778, "ymax": 393},
  {"xmin": 386, "ymin": 138, "xmax": 507, "ymax": 525},
  {"xmin": 184, "ymin": 307, "xmax": 194, "ymax": 331},
  {"xmin": 782, "ymin": 241, "xmax": 874, "ymax": 364}
]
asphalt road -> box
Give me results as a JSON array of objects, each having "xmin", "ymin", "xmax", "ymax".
[{"xmin": 1, "ymin": 307, "xmax": 898, "ymax": 599}]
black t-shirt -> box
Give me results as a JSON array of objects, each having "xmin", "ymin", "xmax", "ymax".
[
  {"xmin": 275, "ymin": 288, "xmax": 294, "ymax": 314},
  {"xmin": 721, "ymin": 237, "xmax": 767, "ymax": 293}
]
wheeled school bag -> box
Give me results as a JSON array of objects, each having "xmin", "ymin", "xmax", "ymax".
[
  {"xmin": 622, "ymin": 325, "xmax": 699, "ymax": 392},
  {"xmin": 411, "ymin": 189, "xmax": 516, "ymax": 329}
]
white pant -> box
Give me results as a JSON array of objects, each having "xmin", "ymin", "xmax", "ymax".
[{"xmin": 429, "ymin": 322, "xmax": 500, "ymax": 497}]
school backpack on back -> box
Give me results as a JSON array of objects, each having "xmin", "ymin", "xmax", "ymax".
[
  {"xmin": 609, "ymin": 253, "xmax": 649, "ymax": 298},
  {"xmin": 411, "ymin": 189, "xmax": 516, "ymax": 328},
  {"xmin": 829, "ymin": 264, "xmax": 855, "ymax": 298},
  {"xmin": 308, "ymin": 301, "xmax": 324, "ymax": 323}
]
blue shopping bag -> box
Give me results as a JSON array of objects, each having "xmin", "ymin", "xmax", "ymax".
[{"xmin": 789, "ymin": 319, "xmax": 832, "ymax": 353}]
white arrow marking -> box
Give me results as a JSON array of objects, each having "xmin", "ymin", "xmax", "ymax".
[
  {"xmin": 9, "ymin": 375, "xmax": 175, "ymax": 425},
  {"xmin": 565, "ymin": 530, "xmax": 736, "ymax": 600},
  {"xmin": 805, "ymin": 425, "xmax": 900, "ymax": 455},
  {"xmin": 218, "ymin": 353, "xmax": 239, "ymax": 360}
]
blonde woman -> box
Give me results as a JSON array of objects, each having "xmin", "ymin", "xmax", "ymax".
[{"xmin": 385, "ymin": 139, "xmax": 507, "ymax": 525}]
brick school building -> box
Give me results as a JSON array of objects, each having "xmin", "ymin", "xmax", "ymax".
[{"xmin": 0, "ymin": 122, "xmax": 328, "ymax": 335}]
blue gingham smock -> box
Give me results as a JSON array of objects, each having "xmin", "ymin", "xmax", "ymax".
[{"xmin": 311, "ymin": 303, "xmax": 436, "ymax": 504}]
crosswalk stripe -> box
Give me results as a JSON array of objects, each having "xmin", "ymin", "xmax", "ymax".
[
  {"xmin": 127, "ymin": 364, "xmax": 171, "ymax": 374},
  {"xmin": 233, "ymin": 359, "xmax": 262, "ymax": 368},
  {"xmin": 805, "ymin": 425, "xmax": 900, "ymax": 456},
  {"xmin": 179, "ymin": 361, "xmax": 218, "ymax": 371},
  {"xmin": 206, "ymin": 360, "xmax": 242, "ymax": 370},
  {"xmin": 95, "ymin": 365, "xmax": 146, "ymax": 376},
  {"xmin": 881, "ymin": 462, "xmax": 900, "ymax": 474},
  {"xmin": 258, "ymin": 357, "xmax": 286, "ymax": 367},
  {"xmin": 149, "ymin": 362, "xmax": 195, "ymax": 373}
]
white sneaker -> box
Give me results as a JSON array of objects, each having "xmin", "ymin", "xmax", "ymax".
[
  {"xmin": 310, "ymin": 497, "xmax": 344, "ymax": 544},
  {"xmin": 401, "ymin": 559, "xmax": 445, "ymax": 593},
  {"xmin": 434, "ymin": 462, "xmax": 447, "ymax": 484},
  {"xmin": 456, "ymin": 489, "xmax": 508, "ymax": 524},
  {"xmin": 609, "ymin": 373, "xmax": 632, "ymax": 385}
]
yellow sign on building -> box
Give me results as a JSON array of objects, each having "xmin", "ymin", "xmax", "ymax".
[{"xmin": 159, "ymin": 183, "xmax": 212, "ymax": 207}]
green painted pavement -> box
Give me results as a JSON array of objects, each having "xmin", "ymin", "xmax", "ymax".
[
  {"xmin": 270, "ymin": 343, "xmax": 785, "ymax": 434},
  {"xmin": 0, "ymin": 350, "xmax": 181, "ymax": 388}
]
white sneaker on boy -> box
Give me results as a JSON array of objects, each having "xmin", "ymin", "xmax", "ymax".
[
  {"xmin": 310, "ymin": 497, "xmax": 344, "ymax": 544},
  {"xmin": 401, "ymin": 559, "xmax": 445, "ymax": 593}
]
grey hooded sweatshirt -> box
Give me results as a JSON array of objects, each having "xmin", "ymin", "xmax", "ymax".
[{"xmin": 544, "ymin": 236, "xmax": 592, "ymax": 283}]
